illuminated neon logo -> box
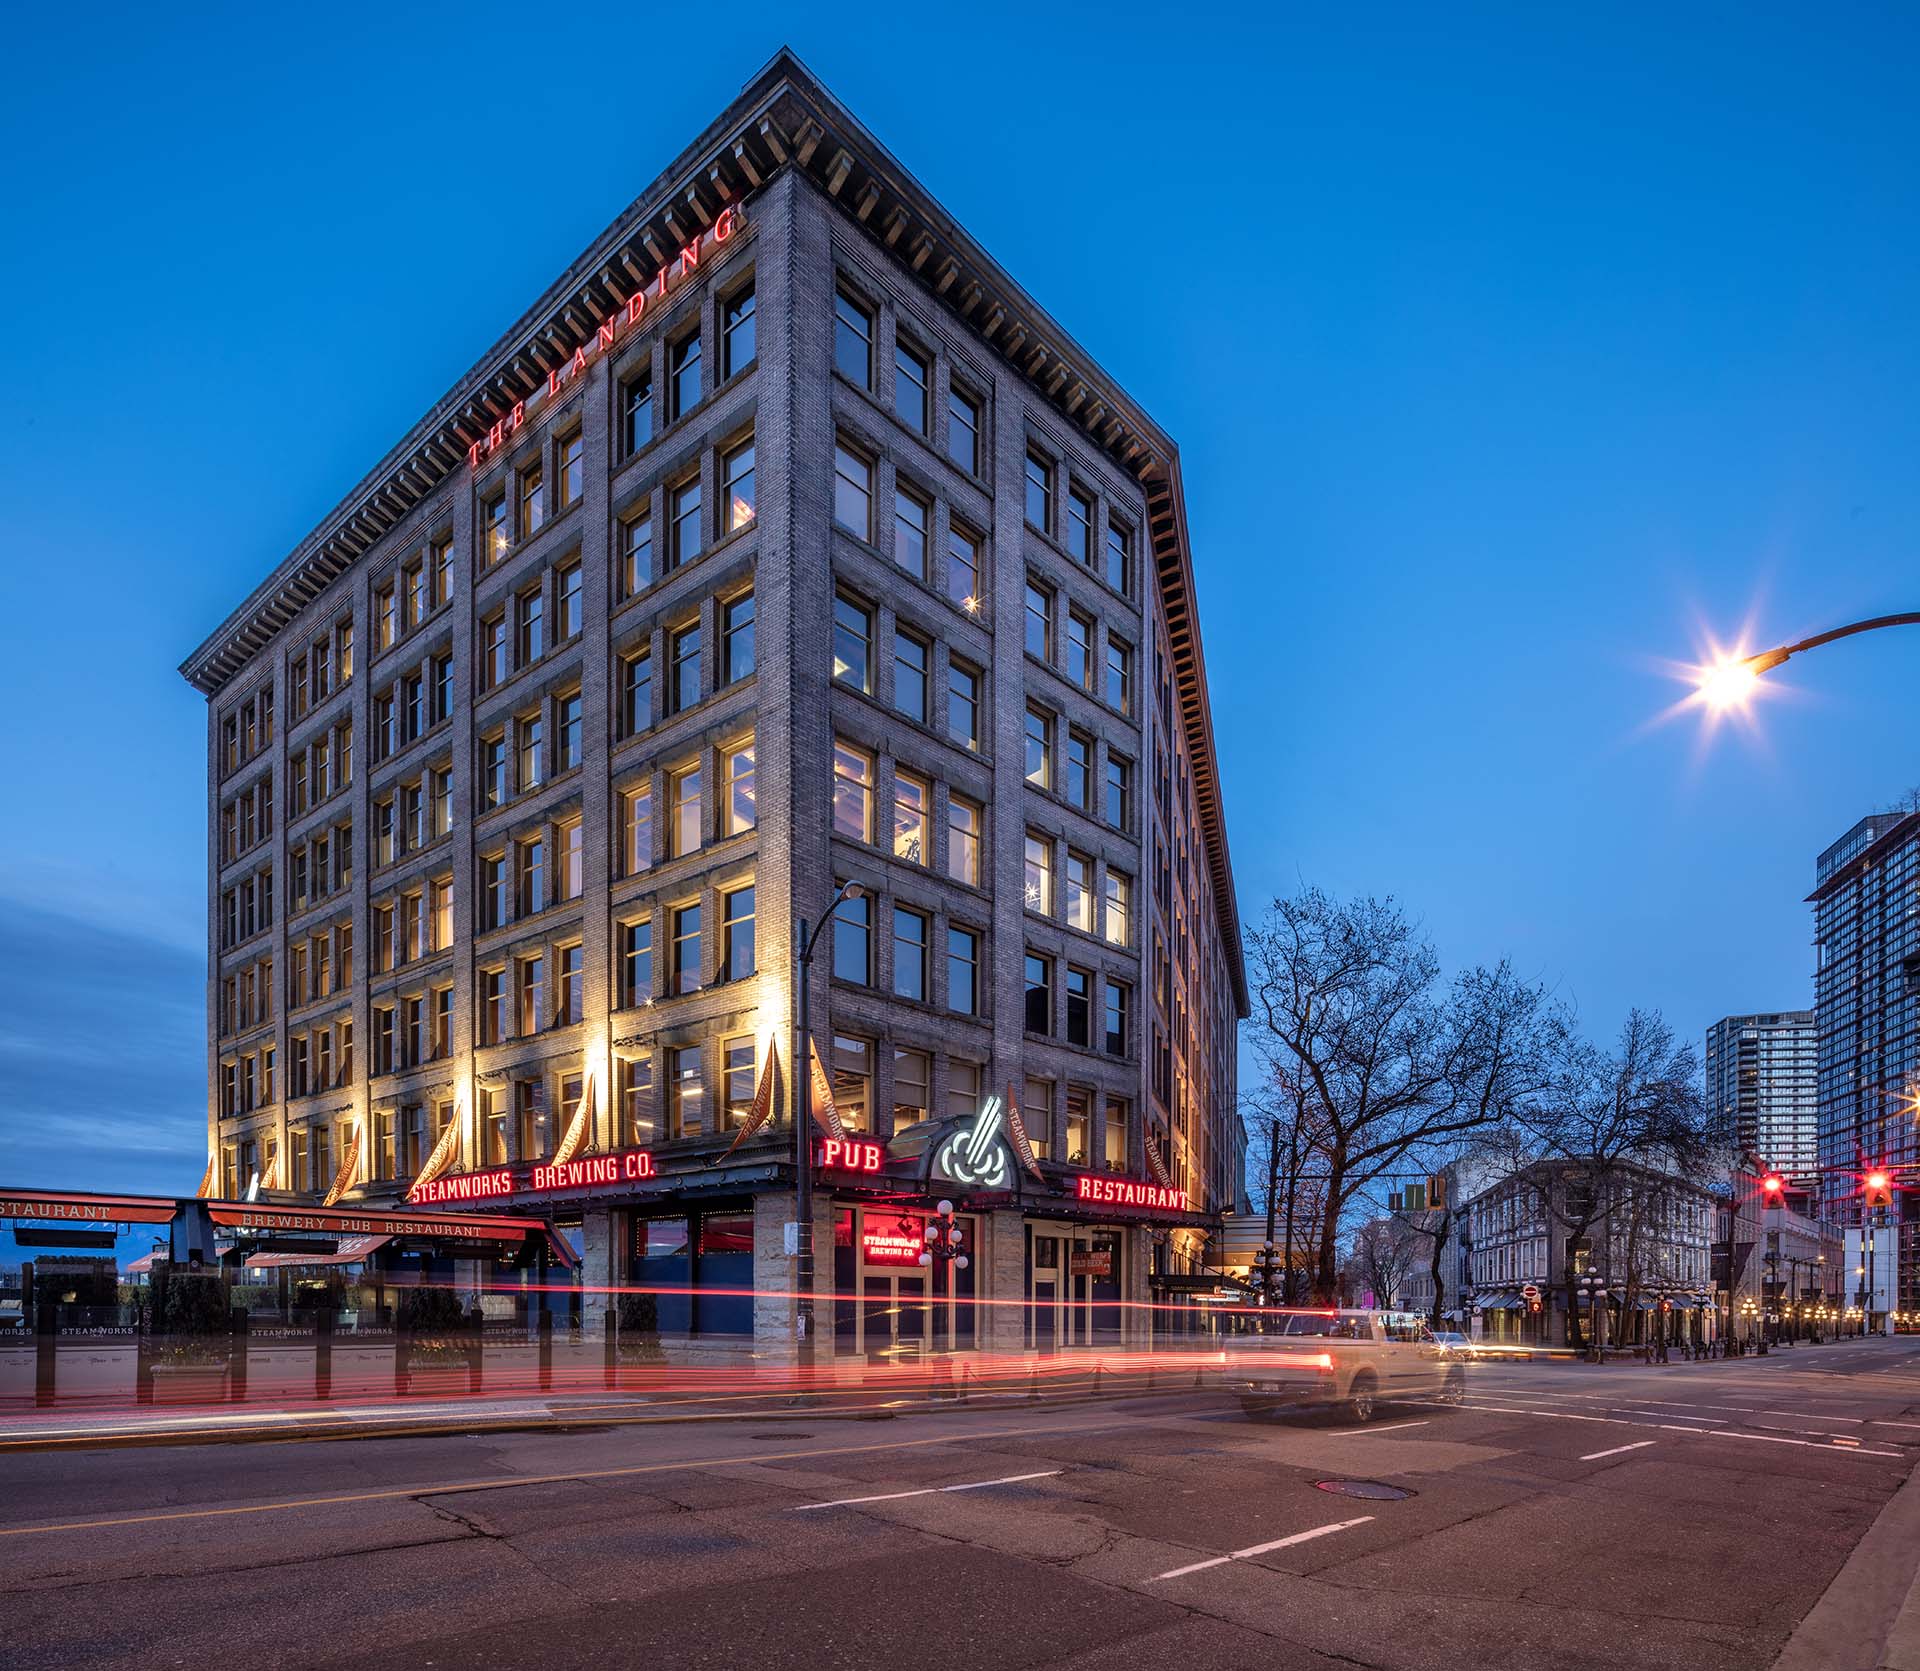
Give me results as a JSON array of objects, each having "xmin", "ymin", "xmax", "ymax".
[{"xmin": 930, "ymin": 1096, "xmax": 1013, "ymax": 1192}]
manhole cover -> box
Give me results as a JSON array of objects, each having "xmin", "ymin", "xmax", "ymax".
[{"xmin": 1315, "ymin": 1479, "xmax": 1412, "ymax": 1501}]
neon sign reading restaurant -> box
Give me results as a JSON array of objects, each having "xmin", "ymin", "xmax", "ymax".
[{"xmin": 466, "ymin": 203, "xmax": 743, "ymax": 472}]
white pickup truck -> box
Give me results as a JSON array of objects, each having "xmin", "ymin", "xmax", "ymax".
[{"xmin": 1231, "ymin": 1309, "xmax": 1466, "ymax": 1423}]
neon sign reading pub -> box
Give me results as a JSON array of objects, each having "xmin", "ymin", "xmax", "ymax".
[{"xmin": 467, "ymin": 204, "xmax": 742, "ymax": 472}]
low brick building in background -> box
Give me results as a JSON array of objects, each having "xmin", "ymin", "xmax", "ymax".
[{"xmin": 179, "ymin": 50, "xmax": 1247, "ymax": 1360}]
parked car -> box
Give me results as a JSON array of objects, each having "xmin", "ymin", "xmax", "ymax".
[{"xmin": 1232, "ymin": 1309, "xmax": 1466, "ymax": 1423}]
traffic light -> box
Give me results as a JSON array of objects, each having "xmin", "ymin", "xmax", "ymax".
[
  {"xmin": 1761, "ymin": 1174, "xmax": 1786, "ymax": 1204},
  {"xmin": 1865, "ymin": 1170, "xmax": 1895, "ymax": 1210},
  {"xmin": 1428, "ymin": 1174, "xmax": 1447, "ymax": 1210},
  {"xmin": 1527, "ymin": 1295, "xmax": 1542, "ymax": 1315}
]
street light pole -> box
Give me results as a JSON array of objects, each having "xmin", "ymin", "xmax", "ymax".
[
  {"xmin": 793, "ymin": 880, "xmax": 865, "ymax": 1390},
  {"xmin": 1695, "ymin": 612, "xmax": 1920, "ymax": 710}
]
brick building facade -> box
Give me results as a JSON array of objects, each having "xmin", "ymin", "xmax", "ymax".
[{"xmin": 180, "ymin": 51, "xmax": 1247, "ymax": 1360}]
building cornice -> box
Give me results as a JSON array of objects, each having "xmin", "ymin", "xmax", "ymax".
[{"xmin": 177, "ymin": 46, "xmax": 1245, "ymax": 1011}]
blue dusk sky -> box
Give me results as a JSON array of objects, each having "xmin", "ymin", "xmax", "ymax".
[{"xmin": 1, "ymin": 5, "xmax": 1916, "ymax": 1194}]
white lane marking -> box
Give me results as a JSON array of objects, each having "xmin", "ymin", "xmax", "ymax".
[
  {"xmin": 1580, "ymin": 1441, "xmax": 1657, "ymax": 1461},
  {"xmin": 1761, "ymin": 1411, "xmax": 1863, "ymax": 1423},
  {"xmin": 1151, "ymin": 1516, "xmax": 1374, "ymax": 1581},
  {"xmin": 1703, "ymin": 1430, "xmax": 1903, "ymax": 1458},
  {"xmin": 791, "ymin": 1470, "xmax": 1061, "ymax": 1511},
  {"xmin": 1328, "ymin": 1420, "xmax": 1429, "ymax": 1435},
  {"xmin": 1873, "ymin": 1420, "xmax": 1920, "ymax": 1429}
]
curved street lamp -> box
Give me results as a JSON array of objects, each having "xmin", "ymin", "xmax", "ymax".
[
  {"xmin": 793, "ymin": 879, "xmax": 866, "ymax": 1390},
  {"xmin": 1696, "ymin": 612, "xmax": 1920, "ymax": 711}
]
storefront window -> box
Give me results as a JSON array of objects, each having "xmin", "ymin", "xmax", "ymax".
[
  {"xmin": 698, "ymin": 1213, "xmax": 754, "ymax": 1335},
  {"xmin": 832, "ymin": 1035, "xmax": 872, "ymax": 1132},
  {"xmin": 833, "ymin": 1205, "xmax": 977, "ymax": 1358},
  {"xmin": 632, "ymin": 1207, "xmax": 754, "ymax": 1337},
  {"xmin": 636, "ymin": 1217, "xmax": 691, "ymax": 1334}
]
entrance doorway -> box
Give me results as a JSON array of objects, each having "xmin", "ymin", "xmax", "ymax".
[
  {"xmin": 832, "ymin": 1207, "xmax": 978, "ymax": 1359},
  {"xmin": 1025, "ymin": 1221, "xmax": 1123, "ymax": 1351}
]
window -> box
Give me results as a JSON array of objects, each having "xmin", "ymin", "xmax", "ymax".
[
  {"xmin": 721, "ymin": 885, "xmax": 756, "ymax": 981},
  {"xmin": 723, "ymin": 592, "xmax": 756, "ymax": 683},
  {"xmin": 1066, "ymin": 967, "xmax": 1092, "ymax": 1047},
  {"xmin": 892, "ymin": 907, "xmax": 928, "ymax": 1001},
  {"xmin": 404, "ymin": 561, "xmax": 426, "ymax": 631},
  {"xmin": 723, "ymin": 439, "xmax": 756, "ymax": 532},
  {"xmin": 834, "ymin": 291, "xmax": 873, "ymax": 385},
  {"xmin": 431, "ymin": 876, "xmax": 453, "ymax": 949},
  {"xmin": 515, "ymin": 1079, "xmax": 547, "ymax": 1158},
  {"xmin": 620, "ymin": 920, "xmax": 653, "ymax": 1006},
  {"xmin": 946, "ymin": 524, "xmax": 980, "ymax": 609},
  {"xmin": 517, "ymin": 953, "xmax": 545, "ymax": 1035},
  {"xmin": 622, "ymin": 783, "xmax": 653, "ymax": 874},
  {"xmin": 893, "ymin": 486, "xmax": 929, "ymax": 580},
  {"xmin": 555, "ymin": 691, "xmax": 582, "ymax": 772},
  {"xmin": 1105, "ymin": 981, "xmax": 1131, "ymax": 1056},
  {"xmin": 517, "ymin": 584, "xmax": 545, "ymax": 665},
  {"xmin": 1066, "ymin": 487, "xmax": 1093, "ymax": 563},
  {"xmin": 432, "ymin": 652, "xmax": 453, "ymax": 724},
  {"xmin": 670, "ymin": 622, "xmax": 701, "ymax": 712},
  {"xmin": 892, "ymin": 631, "xmax": 928, "ymax": 723},
  {"xmin": 893, "ymin": 1049, "xmax": 931, "ymax": 1130},
  {"xmin": 555, "ymin": 943, "xmax": 583, "ymax": 1026},
  {"xmin": 1105, "ymin": 871, "xmax": 1132, "ymax": 946},
  {"xmin": 556, "ymin": 430, "xmax": 583, "ymax": 511},
  {"xmin": 672, "ymin": 903, "xmax": 702, "ymax": 993},
  {"xmin": 947, "ymin": 385, "xmax": 980, "ymax": 474},
  {"xmin": 1024, "ymin": 833, "xmax": 1053, "ymax": 915},
  {"xmin": 833, "ymin": 442, "xmax": 872, "ymax": 539},
  {"xmin": 375, "ymin": 581, "xmax": 395, "ymax": 651},
  {"xmin": 1025, "ymin": 953, "xmax": 1052, "ymax": 1035},
  {"xmin": 1066, "ymin": 611, "xmax": 1093, "ymax": 688},
  {"xmin": 671, "ymin": 763, "xmax": 703, "ymax": 857},
  {"xmin": 669, "ymin": 330, "xmax": 701, "ymax": 419},
  {"xmin": 669, "ymin": 477, "xmax": 703, "ymax": 568},
  {"xmin": 623, "ymin": 368, "xmax": 654, "ymax": 454},
  {"xmin": 946, "ymin": 926, "xmax": 979, "ymax": 1016},
  {"xmin": 1065, "ymin": 731, "xmax": 1092, "ymax": 810},
  {"xmin": 519, "ymin": 461, "xmax": 546, "ymax": 539},
  {"xmin": 373, "ymin": 796, "xmax": 395, "ymax": 866},
  {"xmin": 373, "ymin": 903, "xmax": 394, "ymax": 973},
  {"xmin": 833, "ymin": 597, "xmax": 872, "ymax": 692},
  {"xmin": 1065, "ymin": 851, "xmax": 1092, "ymax": 932},
  {"xmin": 1024, "ymin": 582, "xmax": 1053, "ymax": 660},
  {"xmin": 1024, "ymin": 451, "xmax": 1051, "ymax": 533},
  {"xmin": 621, "ymin": 510, "xmax": 654, "ymax": 596},
  {"xmin": 432, "ymin": 534, "xmax": 453, "ymax": 608},
  {"xmin": 481, "ymin": 613, "xmax": 507, "ymax": 690},
  {"xmin": 833, "ymin": 892, "xmax": 871, "ymax": 984},
  {"xmin": 724, "ymin": 740, "xmax": 756, "ymax": 835},
  {"xmin": 480, "ymin": 734, "xmax": 507, "ymax": 810},
  {"xmin": 517, "ymin": 710, "xmax": 545, "ymax": 791},
  {"xmin": 910, "ymin": 666, "xmax": 976, "ymax": 781},
  {"xmin": 667, "ymin": 1046, "xmax": 704, "ymax": 1137},
  {"xmin": 831, "ymin": 1035, "xmax": 873, "ymax": 1132},
  {"xmin": 892, "ymin": 771, "xmax": 929, "ymax": 864},
  {"xmin": 1104, "ymin": 1097, "xmax": 1129, "ymax": 1170},
  {"xmin": 483, "ymin": 490, "xmax": 510, "ymax": 566},
  {"xmin": 515, "ymin": 833, "xmax": 545, "ymax": 917},
  {"xmin": 833, "ymin": 741, "xmax": 873, "ymax": 841},
  {"xmin": 1105, "ymin": 636, "xmax": 1132, "ymax": 712},
  {"xmin": 1065, "ymin": 1090, "xmax": 1092, "ymax": 1164},
  {"xmin": 722, "ymin": 1038, "xmax": 757, "ymax": 1127},
  {"xmin": 372, "ymin": 692, "xmax": 394, "ymax": 763},
  {"xmin": 946, "ymin": 796, "xmax": 981, "ymax": 887},
  {"xmin": 1024, "ymin": 707, "xmax": 1052, "ymax": 787},
  {"xmin": 556, "ymin": 818, "xmax": 583, "ymax": 901},
  {"xmin": 722, "ymin": 283, "xmax": 757, "ymax": 378},
  {"xmin": 1104, "ymin": 756, "xmax": 1130, "ymax": 829},
  {"xmin": 1105, "ymin": 520, "xmax": 1131, "ymax": 596},
  {"xmin": 621, "ymin": 650, "xmax": 653, "ymax": 736},
  {"xmin": 947, "ymin": 1057, "xmax": 981, "ymax": 1119},
  {"xmin": 1024, "ymin": 1079, "xmax": 1054, "ymax": 1159},
  {"xmin": 556, "ymin": 561, "xmax": 582, "ymax": 640},
  {"xmin": 894, "ymin": 341, "xmax": 930, "ymax": 433}
]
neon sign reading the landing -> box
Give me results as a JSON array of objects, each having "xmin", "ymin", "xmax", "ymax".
[{"xmin": 466, "ymin": 204, "xmax": 742, "ymax": 473}]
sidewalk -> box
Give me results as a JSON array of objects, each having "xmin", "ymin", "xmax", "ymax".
[{"xmin": 1773, "ymin": 1461, "xmax": 1920, "ymax": 1671}]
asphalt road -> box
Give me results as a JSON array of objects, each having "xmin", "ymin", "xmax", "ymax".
[{"xmin": 4, "ymin": 1337, "xmax": 1920, "ymax": 1671}]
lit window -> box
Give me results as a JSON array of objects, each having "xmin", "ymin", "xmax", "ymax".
[
  {"xmin": 1065, "ymin": 851, "xmax": 1092, "ymax": 932},
  {"xmin": 724, "ymin": 439, "xmax": 756, "ymax": 532},
  {"xmin": 724, "ymin": 740, "xmax": 756, "ymax": 835},
  {"xmin": 1024, "ymin": 833, "xmax": 1053, "ymax": 916},
  {"xmin": 1105, "ymin": 871, "xmax": 1132, "ymax": 947},
  {"xmin": 893, "ymin": 772, "xmax": 929, "ymax": 865},
  {"xmin": 833, "ymin": 741, "xmax": 874, "ymax": 842}
]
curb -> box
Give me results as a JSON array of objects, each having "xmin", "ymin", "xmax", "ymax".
[{"xmin": 1772, "ymin": 1455, "xmax": 1920, "ymax": 1671}]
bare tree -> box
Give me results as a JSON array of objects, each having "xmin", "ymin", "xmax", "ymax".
[
  {"xmin": 1245, "ymin": 888, "xmax": 1555, "ymax": 1302},
  {"xmin": 1345, "ymin": 1215, "xmax": 1421, "ymax": 1308},
  {"xmin": 1242, "ymin": 1075, "xmax": 1329, "ymax": 1304}
]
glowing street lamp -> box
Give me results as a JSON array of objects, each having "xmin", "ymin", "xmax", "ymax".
[{"xmin": 1690, "ymin": 612, "xmax": 1920, "ymax": 714}]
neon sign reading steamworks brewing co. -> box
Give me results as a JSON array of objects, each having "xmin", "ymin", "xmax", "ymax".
[
  {"xmin": 410, "ymin": 1149, "xmax": 657, "ymax": 1205},
  {"xmin": 466, "ymin": 203, "xmax": 744, "ymax": 473}
]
